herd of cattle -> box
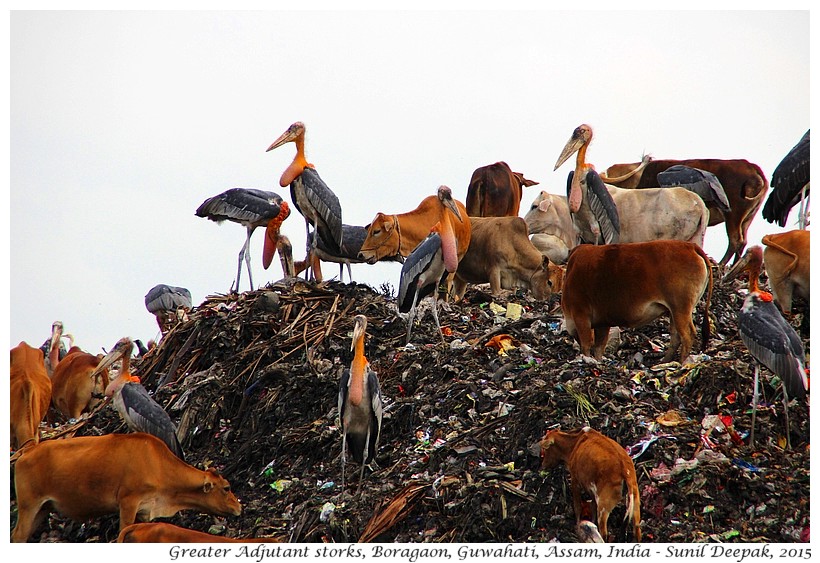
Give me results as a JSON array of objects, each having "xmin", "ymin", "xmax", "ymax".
[{"xmin": 9, "ymin": 122, "xmax": 810, "ymax": 543}]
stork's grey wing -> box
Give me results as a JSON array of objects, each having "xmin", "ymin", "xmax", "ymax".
[
  {"xmin": 398, "ymin": 233, "xmax": 442, "ymax": 312},
  {"xmin": 367, "ymin": 368, "xmax": 383, "ymax": 463},
  {"xmin": 586, "ymin": 170, "xmax": 620, "ymax": 244},
  {"xmin": 120, "ymin": 383, "xmax": 185, "ymax": 460},
  {"xmin": 338, "ymin": 369, "xmax": 351, "ymax": 422},
  {"xmin": 658, "ymin": 165, "xmax": 731, "ymax": 212},
  {"xmin": 195, "ymin": 188, "xmax": 284, "ymax": 223},
  {"xmin": 145, "ymin": 285, "xmax": 193, "ymax": 314},
  {"xmin": 738, "ymin": 303, "xmax": 808, "ymax": 400},
  {"xmin": 299, "ymin": 168, "xmax": 344, "ymax": 252},
  {"xmin": 763, "ymin": 130, "xmax": 810, "ymax": 227}
]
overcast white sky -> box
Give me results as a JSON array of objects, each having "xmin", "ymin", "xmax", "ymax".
[{"xmin": 8, "ymin": 8, "xmax": 810, "ymax": 355}]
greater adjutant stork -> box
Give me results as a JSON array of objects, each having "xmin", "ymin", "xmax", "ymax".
[
  {"xmin": 39, "ymin": 321, "xmax": 73, "ymax": 377},
  {"xmin": 723, "ymin": 245, "xmax": 808, "ymax": 449},
  {"xmin": 144, "ymin": 284, "xmax": 193, "ymax": 335},
  {"xmin": 554, "ymin": 124, "xmax": 620, "ymax": 245},
  {"xmin": 398, "ymin": 186, "xmax": 464, "ymax": 345},
  {"xmin": 657, "ymin": 165, "xmax": 732, "ymax": 213},
  {"xmin": 105, "ymin": 337, "xmax": 185, "ymax": 460},
  {"xmin": 195, "ymin": 188, "xmax": 291, "ymax": 292},
  {"xmin": 338, "ymin": 314, "xmax": 383, "ymax": 496},
  {"xmin": 266, "ymin": 121, "xmax": 344, "ymax": 280},
  {"xmin": 762, "ymin": 130, "xmax": 810, "ymax": 229}
]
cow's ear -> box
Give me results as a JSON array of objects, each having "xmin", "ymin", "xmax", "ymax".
[
  {"xmin": 541, "ymin": 255, "xmax": 550, "ymax": 269},
  {"xmin": 538, "ymin": 197, "xmax": 553, "ymax": 212},
  {"xmin": 364, "ymin": 223, "xmax": 371, "ymax": 231},
  {"xmin": 203, "ymin": 480, "xmax": 214, "ymax": 493},
  {"xmin": 523, "ymin": 177, "xmax": 539, "ymax": 187},
  {"xmin": 383, "ymin": 219, "xmax": 394, "ymax": 233}
]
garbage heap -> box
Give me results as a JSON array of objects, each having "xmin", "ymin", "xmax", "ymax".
[{"xmin": 15, "ymin": 274, "xmax": 809, "ymax": 543}]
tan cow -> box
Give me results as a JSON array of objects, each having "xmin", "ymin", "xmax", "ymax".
[
  {"xmin": 50, "ymin": 345, "xmax": 118, "ymax": 420},
  {"xmin": 11, "ymin": 432, "xmax": 242, "ymax": 542},
  {"xmin": 524, "ymin": 191, "xmax": 577, "ymax": 264},
  {"xmin": 540, "ymin": 427, "xmax": 641, "ymax": 542},
  {"xmin": 358, "ymin": 187, "xmax": 471, "ymax": 264},
  {"xmin": 453, "ymin": 216, "xmax": 559, "ymax": 300},
  {"xmin": 603, "ymin": 158, "xmax": 769, "ymax": 265},
  {"xmin": 466, "ymin": 161, "xmax": 538, "ymax": 217},
  {"xmin": 10, "ymin": 343, "xmax": 52, "ymax": 450},
  {"xmin": 761, "ymin": 229, "xmax": 810, "ymax": 314},
  {"xmin": 118, "ymin": 522, "xmax": 271, "ymax": 543},
  {"xmin": 562, "ymin": 240, "xmax": 713, "ymax": 362}
]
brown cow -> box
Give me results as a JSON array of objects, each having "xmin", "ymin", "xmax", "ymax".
[
  {"xmin": 603, "ymin": 158, "xmax": 769, "ymax": 265},
  {"xmin": 118, "ymin": 522, "xmax": 272, "ymax": 543},
  {"xmin": 453, "ymin": 216, "xmax": 559, "ymax": 300},
  {"xmin": 562, "ymin": 240, "xmax": 713, "ymax": 362},
  {"xmin": 11, "ymin": 432, "xmax": 242, "ymax": 542},
  {"xmin": 50, "ymin": 343, "xmax": 124, "ymax": 420},
  {"xmin": 359, "ymin": 186, "xmax": 471, "ymax": 264},
  {"xmin": 466, "ymin": 161, "xmax": 538, "ymax": 217},
  {"xmin": 761, "ymin": 229, "xmax": 810, "ymax": 314},
  {"xmin": 10, "ymin": 343, "xmax": 52, "ymax": 450},
  {"xmin": 540, "ymin": 427, "xmax": 641, "ymax": 542}
]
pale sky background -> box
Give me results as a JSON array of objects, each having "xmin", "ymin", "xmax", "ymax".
[{"xmin": 9, "ymin": 8, "xmax": 810, "ymax": 356}]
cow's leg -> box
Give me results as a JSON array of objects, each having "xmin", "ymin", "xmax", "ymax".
[
  {"xmin": 596, "ymin": 486, "xmax": 620, "ymax": 543},
  {"xmin": 570, "ymin": 478, "xmax": 583, "ymax": 526},
  {"xmin": 592, "ymin": 327, "xmax": 610, "ymax": 359},
  {"xmin": 11, "ymin": 498, "xmax": 48, "ymax": 543},
  {"xmin": 489, "ymin": 267, "xmax": 503, "ymax": 295},
  {"xmin": 118, "ymin": 496, "xmax": 142, "ymax": 530},
  {"xmin": 574, "ymin": 318, "xmax": 594, "ymax": 358}
]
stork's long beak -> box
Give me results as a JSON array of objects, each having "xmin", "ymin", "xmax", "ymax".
[
  {"xmin": 722, "ymin": 253, "xmax": 750, "ymax": 284},
  {"xmin": 443, "ymin": 195, "xmax": 463, "ymax": 223},
  {"xmin": 276, "ymin": 235, "xmax": 295, "ymax": 277},
  {"xmin": 262, "ymin": 202, "xmax": 291, "ymax": 270},
  {"xmin": 266, "ymin": 122, "xmax": 304, "ymax": 152},
  {"xmin": 96, "ymin": 338, "xmax": 134, "ymax": 373},
  {"xmin": 49, "ymin": 321, "xmax": 64, "ymax": 354},
  {"xmin": 554, "ymin": 134, "xmax": 586, "ymax": 171},
  {"xmin": 351, "ymin": 316, "xmax": 367, "ymax": 352}
]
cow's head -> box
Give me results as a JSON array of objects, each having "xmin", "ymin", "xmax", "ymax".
[
  {"xmin": 529, "ymin": 255, "xmax": 554, "ymax": 300},
  {"xmin": 358, "ymin": 213, "xmax": 400, "ymax": 264},
  {"xmin": 201, "ymin": 467, "xmax": 242, "ymax": 517}
]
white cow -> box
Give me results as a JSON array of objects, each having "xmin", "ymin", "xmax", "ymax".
[{"xmin": 524, "ymin": 191, "xmax": 577, "ymax": 265}]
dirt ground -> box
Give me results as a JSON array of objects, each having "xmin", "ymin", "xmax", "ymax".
[{"xmin": 10, "ymin": 270, "xmax": 810, "ymax": 543}]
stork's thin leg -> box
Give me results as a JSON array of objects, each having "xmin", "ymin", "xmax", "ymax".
[
  {"xmin": 750, "ymin": 365, "xmax": 760, "ymax": 447},
  {"xmin": 245, "ymin": 238, "xmax": 255, "ymax": 292},
  {"xmin": 356, "ymin": 429, "xmax": 371, "ymax": 498},
  {"xmin": 430, "ymin": 295, "xmax": 446, "ymax": 345},
  {"xmin": 340, "ymin": 431, "xmax": 347, "ymax": 499},
  {"xmin": 345, "ymin": 262, "xmax": 353, "ymax": 284},
  {"xmin": 304, "ymin": 221, "xmax": 313, "ymax": 281},
  {"xmin": 406, "ymin": 290, "xmax": 421, "ymax": 345},
  {"xmin": 782, "ymin": 383, "xmax": 792, "ymax": 450},
  {"xmin": 234, "ymin": 228, "xmax": 253, "ymax": 293},
  {"xmin": 798, "ymin": 185, "xmax": 808, "ymax": 230}
]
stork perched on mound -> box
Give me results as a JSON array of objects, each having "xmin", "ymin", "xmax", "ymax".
[
  {"xmin": 763, "ymin": 130, "xmax": 810, "ymax": 229},
  {"xmin": 105, "ymin": 337, "xmax": 185, "ymax": 460},
  {"xmin": 195, "ymin": 188, "xmax": 290, "ymax": 292},
  {"xmin": 267, "ymin": 121, "xmax": 343, "ymax": 280},
  {"xmin": 338, "ymin": 315, "xmax": 382, "ymax": 496},
  {"xmin": 397, "ymin": 186, "xmax": 464, "ymax": 345},
  {"xmin": 723, "ymin": 246, "xmax": 808, "ymax": 449},
  {"xmin": 554, "ymin": 124, "xmax": 620, "ymax": 245},
  {"xmin": 145, "ymin": 284, "xmax": 192, "ymax": 334}
]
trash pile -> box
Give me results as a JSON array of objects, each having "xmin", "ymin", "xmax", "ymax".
[{"xmin": 11, "ymin": 273, "xmax": 810, "ymax": 543}]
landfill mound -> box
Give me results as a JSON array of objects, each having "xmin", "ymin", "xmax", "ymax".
[{"xmin": 11, "ymin": 273, "xmax": 810, "ymax": 543}]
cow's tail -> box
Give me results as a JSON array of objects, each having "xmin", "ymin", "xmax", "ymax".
[
  {"xmin": 761, "ymin": 234, "xmax": 800, "ymax": 278},
  {"xmin": 466, "ymin": 179, "xmax": 482, "ymax": 217},
  {"xmin": 623, "ymin": 468, "xmax": 642, "ymax": 542},
  {"xmin": 695, "ymin": 245, "xmax": 714, "ymax": 348}
]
